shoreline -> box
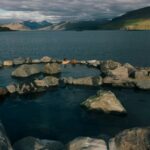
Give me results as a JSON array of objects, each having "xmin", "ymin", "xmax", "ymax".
[
  {"xmin": 0, "ymin": 56, "xmax": 149, "ymax": 149},
  {"xmin": 0, "ymin": 56, "xmax": 150, "ymax": 99}
]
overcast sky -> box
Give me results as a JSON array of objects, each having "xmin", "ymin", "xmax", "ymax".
[{"xmin": 0, "ymin": 0, "xmax": 150, "ymax": 23}]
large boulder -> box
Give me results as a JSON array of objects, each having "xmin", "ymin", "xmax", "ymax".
[
  {"xmin": 67, "ymin": 137, "xmax": 107, "ymax": 150},
  {"xmin": 0, "ymin": 121, "xmax": 13, "ymax": 150},
  {"xmin": 12, "ymin": 64, "xmax": 41, "ymax": 77},
  {"xmin": 81, "ymin": 90, "xmax": 127, "ymax": 115},
  {"xmin": 100, "ymin": 60, "xmax": 121, "ymax": 74},
  {"xmin": 100, "ymin": 60, "xmax": 129, "ymax": 79},
  {"xmin": 13, "ymin": 57, "xmax": 26, "ymax": 65},
  {"xmin": 43, "ymin": 63, "xmax": 61, "ymax": 75},
  {"xmin": 109, "ymin": 127, "xmax": 150, "ymax": 150},
  {"xmin": 106, "ymin": 66, "xmax": 129, "ymax": 79},
  {"xmin": 13, "ymin": 136, "xmax": 64, "ymax": 150},
  {"xmin": 62, "ymin": 76, "xmax": 102, "ymax": 86},
  {"xmin": 34, "ymin": 76, "xmax": 59, "ymax": 87}
]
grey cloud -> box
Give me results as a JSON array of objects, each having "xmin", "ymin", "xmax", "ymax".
[{"xmin": 0, "ymin": 0, "xmax": 150, "ymax": 22}]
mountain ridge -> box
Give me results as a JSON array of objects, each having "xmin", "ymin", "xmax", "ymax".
[
  {"xmin": 1, "ymin": 6, "xmax": 150, "ymax": 31},
  {"xmin": 1, "ymin": 23, "xmax": 30, "ymax": 31},
  {"xmin": 99, "ymin": 6, "xmax": 150, "ymax": 30}
]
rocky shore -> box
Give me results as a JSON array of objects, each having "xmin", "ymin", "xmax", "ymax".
[
  {"xmin": 0, "ymin": 56, "xmax": 150, "ymax": 149},
  {"xmin": 0, "ymin": 57, "xmax": 149, "ymax": 97},
  {"xmin": 0, "ymin": 57, "xmax": 149, "ymax": 115},
  {"xmin": 0, "ymin": 56, "xmax": 149, "ymax": 116},
  {"xmin": 0, "ymin": 120, "xmax": 149, "ymax": 150}
]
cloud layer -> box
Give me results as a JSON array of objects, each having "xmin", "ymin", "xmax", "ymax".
[{"xmin": 0, "ymin": 0, "xmax": 150, "ymax": 22}]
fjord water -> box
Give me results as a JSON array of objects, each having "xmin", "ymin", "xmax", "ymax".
[
  {"xmin": 0, "ymin": 31, "xmax": 150, "ymax": 143},
  {"xmin": 0, "ymin": 31, "xmax": 150, "ymax": 66}
]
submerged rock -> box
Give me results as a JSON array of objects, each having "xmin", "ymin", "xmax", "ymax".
[
  {"xmin": 0, "ymin": 61, "xmax": 3, "ymax": 68},
  {"xmin": 0, "ymin": 87, "xmax": 8, "ymax": 97},
  {"xmin": 12, "ymin": 64, "xmax": 41, "ymax": 77},
  {"xmin": 13, "ymin": 57, "xmax": 26, "ymax": 65},
  {"xmin": 43, "ymin": 63, "xmax": 61, "ymax": 75},
  {"xmin": 109, "ymin": 127, "xmax": 150, "ymax": 150},
  {"xmin": 16, "ymin": 83, "xmax": 37, "ymax": 94},
  {"xmin": 62, "ymin": 76, "xmax": 102, "ymax": 86},
  {"xmin": 13, "ymin": 136, "xmax": 64, "ymax": 150},
  {"xmin": 6, "ymin": 77, "xmax": 59, "ymax": 95},
  {"xmin": 81, "ymin": 90, "xmax": 127, "ymax": 115},
  {"xmin": 67, "ymin": 137, "xmax": 107, "ymax": 150},
  {"xmin": 0, "ymin": 121, "xmax": 13, "ymax": 150},
  {"xmin": 34, "ymin": 76, "xmax": 59, "ymax": 87},
  {"xmin": 3, "ymin": 60, "xmax": 13, "ymax": 66}
]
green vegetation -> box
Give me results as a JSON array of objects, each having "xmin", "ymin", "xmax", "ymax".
[
  {"xmin": 0, "ymin": 26, "xmax": 12, "ymax": 31},
  {"xmin": 99, "ymin": 7, "xmax": 150, "ymax": 30}
]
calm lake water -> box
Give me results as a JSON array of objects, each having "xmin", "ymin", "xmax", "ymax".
[{"xmin": 0, "ymin": 31, "xmax": 150, "ymax": 144}]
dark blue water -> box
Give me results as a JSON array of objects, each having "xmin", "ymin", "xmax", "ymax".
[
  {"xmin": 0, "ymin": 31, "xmax": 150, "ymax": 66},
  {"xmin": 0, "ymin": 31, "xmax": 149, "ymax": 144}
]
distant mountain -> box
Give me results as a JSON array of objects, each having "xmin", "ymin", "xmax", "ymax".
[
  {"xmin": 99, "ymin": 6, "xmax": 150, "ymax": 30},
  {"xmin": 40, "ymin": 19, "xmax": 108, "ymax": 31},
  {"xmin": 1, "ymin": 6, "xmax": 150, "ymax": 31},
  {"xmin": 1, "ymin": 21, "xmax": 51, "ymax": 31},
  {"xmin": 1, "ymin": 23, "xmax": 30, "ymax": 31},
  {"xmin": 40, "ymin": 22, "xmax": 68, "ymax": 31},
  {"xmin": 22, "ymin": 21, "xmax": 52, "ymax": 30}
]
